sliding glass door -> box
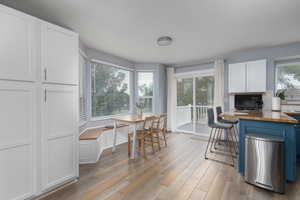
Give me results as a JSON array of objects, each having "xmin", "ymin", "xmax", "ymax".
[{"xmin": 176, "ymin": 72, "xmax": 214, "ymax": 136}]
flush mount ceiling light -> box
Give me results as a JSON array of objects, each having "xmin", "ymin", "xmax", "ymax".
[{"xmin": 157, "ymin": 36, "xmax": 173, "ymax": 46}]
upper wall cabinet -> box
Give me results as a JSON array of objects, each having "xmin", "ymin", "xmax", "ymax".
[
  {"xmin": 229, "ymin": 59, "xmax": 267, "ymax": 93},
  {"xmin": 246, "ymin": 60, "xmax": 267, "ymax": 92},
  {"xmin": 42, "ymin": 22, "xmax": 79, "ymax": 85},
  {"xmin": 228, "ymin": 62, "xmax": 246, "ymax": 93},
  {"xmin": 0, "ymin": 5, "xmax": 38, "ymax": 81}
]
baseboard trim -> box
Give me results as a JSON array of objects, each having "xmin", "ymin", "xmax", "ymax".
[{"xmin": 34, "ymin": 178, "xmax": 78, "ymax": 200}]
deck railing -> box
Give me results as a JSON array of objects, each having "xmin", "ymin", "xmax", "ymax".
[{"xmin": 176, "ymin": 105, "xmax": 212, "ymax": 126}]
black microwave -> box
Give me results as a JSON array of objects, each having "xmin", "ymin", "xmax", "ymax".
[{"xmin": 234, "ymin": 94, "xmax": 263, "ymax": 110}]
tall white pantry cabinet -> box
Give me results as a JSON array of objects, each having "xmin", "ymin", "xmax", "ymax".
[{"xmin": 0, "ymin": 4, "xmax": 79, "ymax": 200}]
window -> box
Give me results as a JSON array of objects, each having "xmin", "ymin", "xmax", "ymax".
[
  {"xmin": 276, "ymin": 62, "xmax": 300, "ymax": 101},
  {"xmin": 79, "ymin": 54, "xmax": 87, "ymax": 122},
  {"xmin": 137, "ymin": 72, "xmax": 154, "ymax": 113},
  {"xmin": 91, "ymin": 62, "xmax": 131, "ymax": 118}
]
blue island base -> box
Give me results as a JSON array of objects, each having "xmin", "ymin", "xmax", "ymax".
[{"xmin": 239, "ymin": 119, "xmax": 297, "ymax": 182}]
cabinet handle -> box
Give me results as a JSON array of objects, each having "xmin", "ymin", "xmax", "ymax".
[
  {"xmin": 44, "ymin": 68, "xmax": 47, "ymax": 81},
  {"xmin": 44, "ymin": 89, "xmax": 47, "ymax": 102}
]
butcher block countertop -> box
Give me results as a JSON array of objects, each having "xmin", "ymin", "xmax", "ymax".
[{"xmin": 220, "ymin": 110, "xmax": 298, "ymax": 124}]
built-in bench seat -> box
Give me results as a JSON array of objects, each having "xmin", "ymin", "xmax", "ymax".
[
  {"xmin": 79, "ymin": 124, "xmax": 129, "ymax": 164},
  {"xmin": 79, "ymin": 124, "xmax": 128, "ymax": 140}
]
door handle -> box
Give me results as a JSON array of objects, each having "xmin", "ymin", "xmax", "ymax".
[
  {"xmin": 44, "ymin": 89, "xmax": 47, "ymax": 102},
  {"xmin": 44, "ymin": 68, "xmax": 47, "ymax": 81}
]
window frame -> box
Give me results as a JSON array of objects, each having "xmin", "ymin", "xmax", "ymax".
[
  {"xmin": 136, "ymin": 70, "xmax": 155, "ymax": 113},
  {"xmin": 90, "ymin": 59, "xmax": 134, "ymax": 121},
  {"xmin": 79, "ymin": 49, "xmax": 88, "ymax": 125},
  {"xmin": 275, "ymin": 61, "xmax": 300, "ymax": 102}
]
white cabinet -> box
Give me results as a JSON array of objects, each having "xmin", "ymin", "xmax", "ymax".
[
  {"xmin": 228, "ymin": 62, "xmax": 246, "ymax": 93},
  {"xmin": 0, "ymin": 4, "xmax": 79, "ymax": 199},
  {"xmin": 0, "ymin": 5, "xmax": 38, "ymax": 81},
  {"xmin": 0, "ymin": 81, "xmax": 36, "ymax": 200},
  {"xmin": 41, "ymin": 84, "xmax": 78, "ymax": 190},
  {"xmin": 228, "ymin": 59, "xmax": 267, "ymax": 93},
  {"xmin": 42, "ymin": 23, "xmax": 79, "ymax": 85},
  {"xmin": 246, "ymin": 60, "xmax": 267, "ymax": 92}
]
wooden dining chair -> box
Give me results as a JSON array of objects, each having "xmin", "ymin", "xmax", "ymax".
[
  {"xmin": 127, "ymin": 116, "xmax": 156, "ymax": 158},
  {"xmin": 151, "ymin": 114, "xmax": 168, "ymax": 150}
]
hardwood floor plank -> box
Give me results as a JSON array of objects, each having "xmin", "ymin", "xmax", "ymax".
[
  {"xmin": 81, "ymin": 170, "xmax": 130, "ymax": 200},
  {"xmin": 204, "ymin": 171, "xmax": 226, "ymax": 200},
  {"xmin": 196, "ymin": 162, "xmax": 221, "ymax": 192},
  {"xmin": 155, "ymin": 144, "xmax": 208, "ymax": 200},
  {"xmin": 38, "ymin": 133, "xmax": 300, "ymax": 200},
  {"xmin": 188, "ymin": 188, "xmax": 206, "ymax": 200},
  {"xmin": 102, "ymin": 135, "xmax": 200, "ymax": 200}
]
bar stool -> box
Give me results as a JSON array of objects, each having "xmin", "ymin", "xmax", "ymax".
[
  {"xmin": 204, "ymin": 108, "xmax": 235, "ymax": 167},
  {"xmin": 216, "ymin": 106, "xmax": 239, "ymax": 154}
]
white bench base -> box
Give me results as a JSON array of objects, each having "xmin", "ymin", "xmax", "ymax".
[{"xmin": 79, "ymin": 126, "xmax": 129, "ymax": 164}]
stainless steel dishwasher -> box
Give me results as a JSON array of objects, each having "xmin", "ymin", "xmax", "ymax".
[{"xmin": 245, "ymin": 134, "xmax": 285, "ymax": 193}]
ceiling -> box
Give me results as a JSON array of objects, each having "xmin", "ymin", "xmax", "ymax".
[{"xmin": 2, "ymin": 0, "xmax": 300, "ymax": 64}]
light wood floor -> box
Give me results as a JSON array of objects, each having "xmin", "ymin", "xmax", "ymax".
[{"xmin": 40, "ymin": 133, "xmax": 300, "ymax": 200}]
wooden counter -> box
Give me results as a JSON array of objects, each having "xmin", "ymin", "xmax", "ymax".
[{"xmin": 220, "ymin": 111, "xmax": 298, "ymax": 124}]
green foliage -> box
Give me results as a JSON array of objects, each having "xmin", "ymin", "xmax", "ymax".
[
  {"xmin": 277, "ymin": 64, "xmax": 300, "ymax": 89},
  {"xmin": 92, "ymin": 64, "xmax": 130, "ymax": 117},
  {"xmin": 275, "ymin": 89, "xmax": 286, "ymax": 100},
  {"xmin": 136, "ymin": 101, "xmax": 145, "ymax": 110},
  {"xmin": 177, "ymin": 76, "xmax": 214, "ymax": 106},
  {"xmin": 138, "ymin": 83, "xmax": 153, "ymax": 97}
]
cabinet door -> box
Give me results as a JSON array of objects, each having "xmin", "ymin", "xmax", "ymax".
[
  {"xmin": 0, "ymin": 5, "xmax": 37, "ymax": 81},
  {"xmin": 42, "ymin": 84, "xmax": 78, "ymax": 190},
  {"xmin": 0, "ymin": 81, "xmax": 35, "ymax": 200},
  {"xmin": 246, "ymin": 60, "xmax": 267, "ymax": 92},
  {"xmin": 228, "ymin": 62, "xmax": 246, "ymax": 93},
  {"xmin": 42, "ymin": 22, "xmax": 79, "ymax": 85}
]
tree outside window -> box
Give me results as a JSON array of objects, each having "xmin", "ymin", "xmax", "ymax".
[
  {"xmin": 137, "ymin": 72, "xmax": 154, "ymax": 113},
  {"xmin": 277, "ymin": 63, "xmax": 300, "ymax": 101},
  {"xmin": 91, "ymin": 63, "xmax": 131, "ymax": 117}
]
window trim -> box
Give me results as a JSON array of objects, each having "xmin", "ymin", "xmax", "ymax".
[
  {"xmin": 79, "ymin": 50, "xmax": 88, "ymax": 125},
  {"xmin": 136, "ymin": 70, "xmax": 155, "ymax": 113},
  {"xmin": 91, "ymin": 59, "xmax": 135, "ymax": 72},
  {"xmin": 90, "ymin": 60, "xmax": 134, "ymax": 120}
]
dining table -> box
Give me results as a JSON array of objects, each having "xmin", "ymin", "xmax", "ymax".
[{"xmin": 112, "ymin": 113, "xmax": 154, "ymax": 159}]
